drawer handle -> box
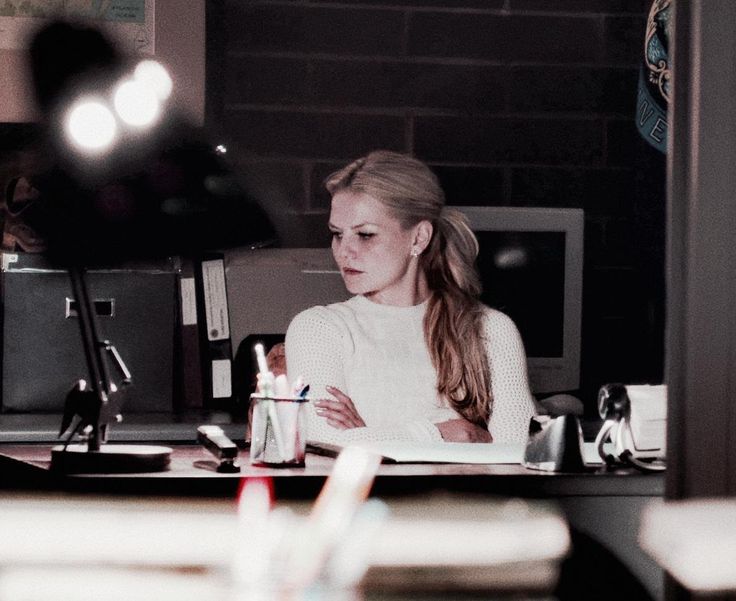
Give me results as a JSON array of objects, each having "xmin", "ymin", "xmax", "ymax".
[{"xmin": 65, "ymin": 297, "xmax": 115, "ymax": 318}]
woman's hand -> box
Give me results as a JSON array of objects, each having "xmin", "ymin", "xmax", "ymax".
[
  {"xmin": 436, "ymin": 418, "xmax": 492, "ymax": 443},
  {"xmin": 314, "ymin": 386, "xmax": 366, "ymax": 429}
]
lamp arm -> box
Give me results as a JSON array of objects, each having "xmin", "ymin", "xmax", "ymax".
[
  {"xmin": 101, "ymin": 340, "xmax": 132, "ymax": 385},
  {"xmin": 68, "ymin": 266, "xmax": 112, "ymax": 451}
]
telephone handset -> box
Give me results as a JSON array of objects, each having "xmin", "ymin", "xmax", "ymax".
[{"xmin": 595, "ymin": 383, "xmax": 667, "ymax": 472}]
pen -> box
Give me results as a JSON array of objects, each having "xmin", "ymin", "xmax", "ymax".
[
  {"xmin": 285, "ymin": 446, "xmax": 382, "ymax": 586},
  {"xmin": 253, "ymin": 343, "xmax": 271, "ymax": 393},
  {"xmin": 323, "ymin": 498, "xmax": 389, "ymax": 588},
  {"xmin": 253, "ymin": 343, "xmax": 287, "ymax": 460},
  {"xmin": 290, "ymin": 375, "xmax": 304, "ymax": 397},
  {"xmin": 233, "ymin": 477, "xmax": 274, "ymax": 585},
  {"xmin": 289, "ymin": 375, "xmax": 309, "ymax": 399}
]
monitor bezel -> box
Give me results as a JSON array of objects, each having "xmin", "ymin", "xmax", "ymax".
[{"xmin": 455, "ymin": 206, "xmax": 584, "ymax": 394}]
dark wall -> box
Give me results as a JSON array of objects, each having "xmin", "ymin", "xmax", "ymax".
[{"xmin": 205, "ymin": 0, "xmax": 666, "ymax": 409}]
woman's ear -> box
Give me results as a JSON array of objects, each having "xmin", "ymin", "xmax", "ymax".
[{"xmin": 413, "ymin": 220, "xmax": 433, "ymax": 253}]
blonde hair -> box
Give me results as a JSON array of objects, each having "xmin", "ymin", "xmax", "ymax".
[{"xmin": 325, "ymin": 150, "xmax": 491, "ymax": 426}]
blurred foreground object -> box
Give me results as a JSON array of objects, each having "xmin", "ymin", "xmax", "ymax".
[
  {"xmin": 640, "ymin": 499, "xmax": 736, "ymax": 594},
  {"xmin": 24, "ymin": 19, "xmax": 275, "ymax": 266},
  {"xmin": 0, "ymin": 490, "xmax": 569, "ymax": 599}
]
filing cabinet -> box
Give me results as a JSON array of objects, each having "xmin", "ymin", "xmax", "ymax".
[{"xmin": 0, "ymin": 253, "xmax": 177, "ymax": 414}]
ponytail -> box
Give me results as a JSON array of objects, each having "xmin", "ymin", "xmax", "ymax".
[{"xmin": 423, "ymin": 208, "xmax": 491, "ymax": 426}]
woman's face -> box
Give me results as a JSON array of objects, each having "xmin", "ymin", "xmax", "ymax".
[{"xmin": 329, "ymin": 189, "xmax": 424, "ymax": 305}]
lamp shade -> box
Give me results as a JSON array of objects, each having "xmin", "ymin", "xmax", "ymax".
[
  {"xmin": 21, "ymin": 19, "xmax": 276, "ymax": 266},
  {"xmin": 23, "ymin": 128, "xmax": 277, "ymax": 265}
]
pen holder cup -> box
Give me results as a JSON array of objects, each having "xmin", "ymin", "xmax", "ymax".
[{"xmin": 249, "ymin": 395, "xmax": 309, "ymax": 467}]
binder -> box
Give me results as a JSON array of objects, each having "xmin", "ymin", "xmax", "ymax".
[
  {"xmin": 194, "ymin": 253, "xmax": 234, "ymax": 411},
  {"xmin": 174, "ymin": 257, "xmax": 203, "ymax": 411}
]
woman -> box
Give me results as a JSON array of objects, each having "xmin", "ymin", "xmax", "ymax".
[{"xmin": 285, "ymin": 150, "xmax": 535, "ymax": 444}]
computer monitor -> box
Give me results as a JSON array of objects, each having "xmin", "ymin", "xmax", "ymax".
[
  {"xmin": 455, "ymin": 206, "xmax": 584, "ymax": 394},
  {"xmin": 226, "ymin": 247, "xmax": 349, "ymax": 354}
]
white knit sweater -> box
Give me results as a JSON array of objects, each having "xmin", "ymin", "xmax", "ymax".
[{"xmin": 285, "ymin": 295, "xmax": 536, "ymax": 445}]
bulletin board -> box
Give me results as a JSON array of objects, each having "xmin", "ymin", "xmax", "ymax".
[{"xmin": 0, "ymin": 0, "xmax": 204, "ymax": 125}]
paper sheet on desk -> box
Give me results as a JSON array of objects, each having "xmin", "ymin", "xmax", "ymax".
[{"xmin": 309, "ymin": 441, "xmax": 603, "ymax": 464}]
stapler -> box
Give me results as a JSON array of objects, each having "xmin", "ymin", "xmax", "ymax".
[{"xmin": 197, "ymin": 425, "xmax": 240, "ymax": 473}]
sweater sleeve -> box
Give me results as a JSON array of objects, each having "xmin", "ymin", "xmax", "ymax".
[
  {"xmin": 285, "ymin": 307, "xmax": 443, "ymax": 444},
  {"xmin": 484, "ymin": 310, "xmax": 537, "ymax": 443}
]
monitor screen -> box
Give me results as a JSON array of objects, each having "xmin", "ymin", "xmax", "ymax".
[
  {"xmin": 456, "ymin": 207, "xmax": 584, "ymax": 394},
  {"xmin": 475, "ymin": 230, "xmax": 565, "ymax": 358}
]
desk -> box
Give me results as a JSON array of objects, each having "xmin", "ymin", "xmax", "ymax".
[
  {"xmin": 0, "ymin": 444, "xmax": 665, "ymax": 600},
  {"xmin": 0, "ymin": 443, "xmax": 662, "ymax": 496}
]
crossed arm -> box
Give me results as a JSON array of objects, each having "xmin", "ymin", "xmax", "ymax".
[{"xmin": 282, "ymin": 311, "xmax": 498, "ymax": 444}]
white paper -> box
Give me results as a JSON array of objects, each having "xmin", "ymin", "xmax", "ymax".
[
  {"xmin": 320, "ymin": 441, "xmax": 603, "ymax": 465},
  {"xmin": 0, "ymin": 2, "xmax": 155, "ymax": 53},
  {"xmin": 179, "ymin": 277, "xmax": 197, "ymax": 326},
  {"xmin": 357, "ymin": 442, "xmax": 524, "ymax": 464},
  {"xmin": 1, "ymin": 253, "xmax": 18, "ymax": 271},
  {"xmin": 627, "ymin": 384, "xmax": 667, "ymax": 452},
  {"xmin": 211, "ymin": 359, "xmax": 232, "ymax": 398},
  {"xmin": 201, "ymin": 259, "xmax": 230, "ymax": 341}
]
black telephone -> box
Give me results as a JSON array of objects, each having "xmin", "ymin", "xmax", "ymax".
[{"xmin": 595, "ymin": 383, "xmax": 666, "ymax": 472}]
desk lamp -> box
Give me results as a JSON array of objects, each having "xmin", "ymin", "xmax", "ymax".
[{"xmin": 22, "ymin": 20, "xmax": 275, "ymax": 473}]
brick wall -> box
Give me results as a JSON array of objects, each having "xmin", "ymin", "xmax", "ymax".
[{"xmin": 206, "ymin": 0, "xmax": 666, "ymax": 409}]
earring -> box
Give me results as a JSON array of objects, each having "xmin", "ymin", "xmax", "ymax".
[{"xmin": 410, "ymin": 247, "xmax": 420, "ymax": 257}]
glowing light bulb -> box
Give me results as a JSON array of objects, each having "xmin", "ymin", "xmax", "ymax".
[
  {"xmin": 113, "ymin": 78, "xmax": 161, "ymax": 127},
  {"xmin": 133, "ymin": 59, "xmax": 173, "ymax": 100},
  {"xmin": 65, "ymin": 99, "xmax": 117, "ymax": 153}
]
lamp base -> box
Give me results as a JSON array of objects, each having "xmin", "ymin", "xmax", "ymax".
[{"xmin": 50, "ymin": 443, "xmax": 172, "ymax": 474}]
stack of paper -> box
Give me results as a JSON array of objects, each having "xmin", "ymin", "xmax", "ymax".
[
  {"xmin": 363, "ymin": 496, "xmax": 570, "ymax": 593},
  {"xmin": 627, "ymin": 384, "xmax": 667, "ymax": 453},
  {"xmin": 309, "ymin": 440, "xmax": 603, "ymax": 465}
]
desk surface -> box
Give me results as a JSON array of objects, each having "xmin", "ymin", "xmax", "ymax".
[{"xmin": 0, "ymin": 443, "xmax": 664, "ymax": 498}]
